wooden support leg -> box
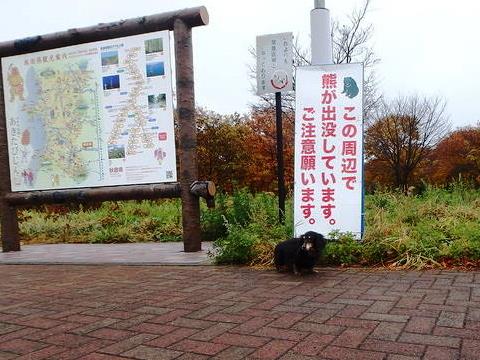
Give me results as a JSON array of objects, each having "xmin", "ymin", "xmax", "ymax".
[
  {"xmin": 174, "ymin": 19, "xmax": 201, "ymax": 252},
  {"xmin": 1, "ymin": 202, "xmax": 20, "ymax": 252}
]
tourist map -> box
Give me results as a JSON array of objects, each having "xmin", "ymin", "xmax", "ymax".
[{"xmin": 1, "ymin": 31, "xmax": 176, "ymax": 191}]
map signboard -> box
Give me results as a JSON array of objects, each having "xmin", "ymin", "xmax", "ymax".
[
  {"xmin": 256, "ymin": 32, "xmax": 293, "ymax": 95},
  {"xmin": 294, "ymin": 64, "xmax": 364, "ymax": 238},
  {"xmin": 1, "ymin": 30, "xmax": 176, "ymax": 192}
]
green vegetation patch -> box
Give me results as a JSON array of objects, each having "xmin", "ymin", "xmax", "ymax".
[{"xmin": 5, "ymin": 184, "xmax": 480, "ymax": 270}]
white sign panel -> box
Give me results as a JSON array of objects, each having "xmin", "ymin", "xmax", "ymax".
[
  {"xmin": 294, "ymin": 64, "xmax": 364, "ymax": 238},
  {"xmin": 256, "ymin": 32, "xmax": 293, "ymax": 95},
  {"xmin": 2, "ymin": 31, "xmax": 177, "ymax": 192}
]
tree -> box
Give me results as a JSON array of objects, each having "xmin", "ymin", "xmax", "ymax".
[
  {"xmin": 244, "ymin": 108, "xmax": 295, "ymax": 193},
  {"xmin": 195, "ymin": 107, "xmax": 296, "ymax": 193},
  {"xmin": 425, "ymin": 125, "xmax": 480, "ymax": 186},
  {"xmin": 365, "ymin": 95, "xmax": 450, "ymax": 191},
  {"xmin": 196, "ymin": 108, "xmax": 252, "ymax": 192},
  {"xmin": 331, "ymin": 0, "xmax": 380, "ymax": 121}
]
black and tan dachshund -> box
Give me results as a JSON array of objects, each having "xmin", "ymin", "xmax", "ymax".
[{"xmin": 274, "ymin": 231, "xmax": 326, "ymax": 274}]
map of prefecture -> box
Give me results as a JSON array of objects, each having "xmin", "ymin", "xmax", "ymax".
[{"xmin": 2, "ymin": 31, "xmax": 176, "ymax": 191}]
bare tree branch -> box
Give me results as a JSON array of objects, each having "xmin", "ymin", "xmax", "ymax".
[
  {"xmin": 366, "ymin": 95, "xmax": 451, "ymax": 191},
  {"xmin": 248, "ymin": 0, "xmax": 381, "ymax": 121}
]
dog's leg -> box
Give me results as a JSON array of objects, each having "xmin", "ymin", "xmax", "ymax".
[{"xmin": 293, "ymin": 263, "xmax": 301, "ymax": 275}]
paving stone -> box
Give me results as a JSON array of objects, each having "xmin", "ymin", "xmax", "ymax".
[
  {"xmin": 292, "ymin": 321, "xmax": 344, "ymax": 335},
  {"xmin": 50, "ymin": 339, "xmax": 114, "ymax": 360},
  {"xmin": 15, "ymin": 345, "xmax": 67, "ymax": 360},
  {"xmin": 146, "ymin": 328, "xmax": 198, "ymax": 348},
  {"xmin": 398, "ymin": 332, "xmax": 461, "ymax": 348},
  {"xmin": 0, "ymin": 264, "xmax": 477, "ymax": 360},
  {"xmin": 212, "ymin": 333, "xmax": 270, "ymax": 348},
  {"xmin": 386, "ymin": 355, "xmax": 420, "ymax": 360},
  {"xmin": 321, "ymin": 345, "xmax": 386, "ymax": 360},
  {"xmin": 100, "ymin": 333, "xmax": 158, "ymax": 355},
  {"xmin": 250, "ymin": 339, "xmax": 296, "ymax": 359},
  {"xmin": 370, "ymin": 321, "xmax": 405, "ymax": 341},
  {"xmin": 360, "ymin": 338, "xmax": 425, "ymax": 357},
  {"xmin": 461, "ymin": 339, "xmax": 480, "ymax": 360},
  {"xmin": 128, "ymin": 322, "xmax": 177, "ymax": 335},
  {"xmin": 0, "ymin": 323, "xmax": 23, "ymax": 335},
  {"xmin": 183, "ymin": 323, "xmax": 232, "ymax": 342},
  {"xmin": 43, "ymin": 333, "xmax": 93, "ymax": 348},
  {"xmin": 212, "ymin": 346, "xmax": 255, "ymax": 359},
  {"xmin": 404, "ymin": 316, "xmax": 436, "ymax": 334},
  {"xmin": 87, "ymin": 328, "xmax": 134, "ymax": 341},
  {"xmin": 360, "ymin": 312, "xmax": 409, "ymax": 323},
  {"xmin": 268, "ymin": 313, "xmax": 306, "ymax": 328},
  {"xmin": 0, "ymin": 338, "xmax": 47, "ymax": 355},
  {"xmin": 168, "ymin": 339, "xmax": 228, "ymax": 356},
  {"xmin": 437, "ymin": 311, "xmax": 465, "ymax": 328},
  {"xmin": 231, "ymin": 317, "xmax": 273, "ymax": 334},
  {"xmin": 326, "ymin": 316, "xmax": 379, "ymax": 329},
  {"xmin": 291, "ymin": 333, "xmax": 334, "ymax": 356},
  {"xmin": 122, "ymin": 345, "xmax": 183, "ymax": 360},
  {"xmin": 332, "ymin": 327, "xmax": 371, "ymax": 348},
  {"xmin": 423, "ymin": 346, "xmax": 460, "ymax": 360}
]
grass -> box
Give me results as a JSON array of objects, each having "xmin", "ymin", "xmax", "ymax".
[
  {"xmin": 360, "ymin": 183, "xmax": 480, "ymax": 269},
  {"xmin": 5, "ymin": 183, "xmax": 480, "ymax": 269},
  {"xmin": 18, "ymin": 200, "xmax": 183, "ymax": 244}
]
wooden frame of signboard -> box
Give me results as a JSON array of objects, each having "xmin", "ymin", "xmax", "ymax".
[{"xmin": 0, "ymin": 6, "xmax": 214, "ymax": 253}]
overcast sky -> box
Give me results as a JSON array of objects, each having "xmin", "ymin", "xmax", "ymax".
[{"xmin": 1, "ymin": 0, "xmax": 479, "ymax": 129}]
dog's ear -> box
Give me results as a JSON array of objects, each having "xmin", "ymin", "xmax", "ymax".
[{"xmin": 315, "ymin": 233, "xmax": 327, "ymax": 249}]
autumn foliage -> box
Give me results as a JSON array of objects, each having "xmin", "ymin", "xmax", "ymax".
[
  {"xmin": 196, "ymin": 107, "xmax": 295, "ymax": 193},
  {"xmin": 195, "ymin": 106, "xmax": 480, "ymax": 193},
  {"xmin": 425, "ymin": 126, "xmax": 480, "ymax": 186}
]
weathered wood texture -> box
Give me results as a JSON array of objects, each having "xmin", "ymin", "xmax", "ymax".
[
  {"xmin": 5, "ymin": 183, "xmax": 181, "ymax": 206},
  {"xmin": 0, "ymin": 63, "xmax": 20, "ymax": 252},
  {"xmin": 190, "ymin": 181, "xmax": 216, "ymax": 209},
  {"xmin": 0, "ymin": 7, "xmax": 209, "ymax": 57},
  {"xmin": 5, "ymin": 181, "xmax": 215, "ymax": 207},
  {"xmin": 174, "ymin": 19, "xmax": 201, "ymax": 253}
]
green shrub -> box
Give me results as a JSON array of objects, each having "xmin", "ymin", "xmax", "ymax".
[
  {"xmin": 322, "ymin": 231, "xmax": 363, "ymax": 266},
  {"xmin": 211, "ymin": 222, "xmax": 257, "ymax": 264},
  {"xmin": 209, "ymin": 192, "xmax": 292, "ymax": 265}
]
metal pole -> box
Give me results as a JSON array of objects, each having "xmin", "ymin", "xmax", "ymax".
[
  {"xmin": 311, "ymin": 0, "xmax": 332, "ymax": 65},
  {"xmin": 275, "ymin": 92, "xmax": 286, "ymax": 224}
]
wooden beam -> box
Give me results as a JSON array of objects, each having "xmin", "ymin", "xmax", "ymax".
[
  {"xmin": 0, "ymin": 7, "xmax": 209, "ymax": 58},
  {"xmin": 4, "ymin": 183, "xmax": 182, "ymax": 206}
]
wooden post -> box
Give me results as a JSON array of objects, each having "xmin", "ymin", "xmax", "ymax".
[
  {"xmin": 275, "ymin": 92, "xmax": 286, "ymax": 224},
  {"xmin": 174, "ymin": 19, "xmax": 201, "ymax": 252},
  {"xmin": 0, "ymin": 64, "xmax": 20, "ymax": 252}
]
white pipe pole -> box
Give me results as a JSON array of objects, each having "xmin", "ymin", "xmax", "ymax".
[{"xmin": 311, "ymin": 0, "xmax": 332, "ymax": 65}]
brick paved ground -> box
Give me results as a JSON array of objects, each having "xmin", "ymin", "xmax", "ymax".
[{"xmin": 1, "ymin": 265, "xmax": 480, "ymax": 359}]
